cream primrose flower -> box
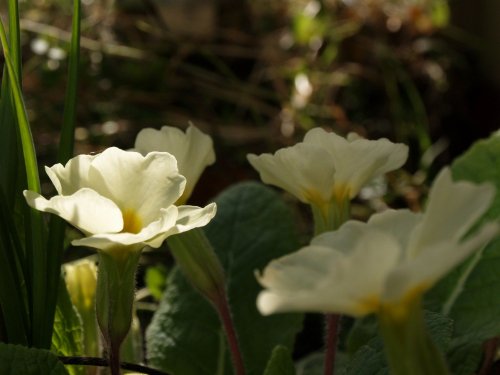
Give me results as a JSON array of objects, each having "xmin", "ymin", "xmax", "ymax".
[
  {"xmin": 133, "ymin": 124, "xmax": 215, "ymax": 204},
  {"xmin": 247, "ymin": 128, "xmax": 408, "ymax": 209},
  {"xmin": 23, "ymin": 147, "xmax": 216, "ymax": 252},
  {"xmin": 257, "ymin": 168, "xmax": 498, "ymax": 318}
]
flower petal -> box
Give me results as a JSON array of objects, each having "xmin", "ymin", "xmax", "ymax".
[
  {"xmin": 304, "ymin": 128, "xmax": 408, "ymax": 197},
  {"xmin": 72, "ymin": 205, "xmax": 180, "ymax": 251},
  {"xmin": 367, "ymin": 209, "xmax": 422, "ymax": 250},
  {"xmin": 248, "ymin": 143, "xmax": 336, "ymax": 204},
  {"xmin": 384, "ymin": 222, "xmax": 499, "ymax": 304},
  {"xmin": 24, "ymin": 188, "xmax": 123, "ymax": 234},
  {"xmin": 45, "ymin": 154, "xmax": 97, "ymax": 195},
  {"xmin": 134, "ymin": 125, "xmax": 215, "ymax": 202},
  {"xmin": 87, "ymin": 147, "xmax": 186, "ymax": 224},
  {"xmin": 257, "ymin": 245, "xmax": 347, "ymax": 315},
  {"xmin": 257, "ymin": 227, "xmax": 401, "ymax": 317},
  {"xmin": 408, "ymin": 168, "xmax": 496, "ymax": 258},
  {"xmin": 171, "ymin": 203, "xmax": 217, "ymax": 233},
  {"xmin": 312, "ymin": 219, "xmax": 367, "ymax": 255},
  {"xmin": 145, "ymin": 203, "xmax": 217, "ymax": 248}
]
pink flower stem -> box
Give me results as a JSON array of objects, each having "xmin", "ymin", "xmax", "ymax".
[
  {"xmin": 214, "ymin": 292, "xmax": 246, "ymax": 375},
  {"xmin": 324, "ymin": 313, "xmax": 340, "ymax": 375},
  {"xmin": 109, "ymin": 344, "xmax": 121, "ymax": 375}
]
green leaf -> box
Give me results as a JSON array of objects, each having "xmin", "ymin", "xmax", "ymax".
[
  {"xmin": 0, "ymin": 17, "xmax": 40, "ymax": 197},
  {"xmin": 341, "ymin": 338, "xmax": 387, "ymax": 375},
  {"xmin": 445, "ymin": 342, "xmax": 483, "ymax": 375},
  {"xmin": 0, "ymin": 187, "xmax": 29, "ymax": 345},
  {"xmin": 0, "ymin": 0, "xmax": 22, "ymax": 208},
  {"xmin": 340, "ymin": 311, "xmax": 452, "ymax": 375},
  {"xmin": 0, "ymin": 343, "xmax": 69, "ymax": 375},
  {"xmin": 295, "ymin": 351, "xmax": 349, "ymax": 375},
  {"xmin": 296, "ymin": 352, "xmax": 323, "ymax": 375},
  {"xmin": 263, "ymin": 346, "xmax": 296, "ymax": 375},
  {"xmin": 425, "ymin": 133, "xmax": 500, "ymax": 373},
  {"xmin": 146, "ymin": 268, "xmax": 222, "ymax": 375},
  {"xmin": 51, "ymin": 279, "xmax": 84, "ymax": 375},
  {"xmin": 345, "ymin": 316, "xmax": 378, "ymax": 355},
  {"xmin": 0, "ymin": 0, "xmax": 31, "ymax": 348},
  {"xmin": 0, "ymin": 15, "xmax": 47, "ymax": 348},
  {"xmin": 147, "ymin": 182, "xmax": 304, "ymax": 375}
]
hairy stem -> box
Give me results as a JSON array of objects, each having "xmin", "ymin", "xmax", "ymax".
[
  {"xmin": 324, "ymin": 314, "xmax": 339, "ymax": 375},
  {"xmin": 215, "ymin": 292, "xmax": 246, "ymax": 375}
]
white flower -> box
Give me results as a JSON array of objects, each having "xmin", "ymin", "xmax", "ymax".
[
  {"xmin": 257, "ymin": 168, "xmax": 498, "ymax": 317},
  {"xmin": 133, "ymin": 125, "xmax": 215, "ymax": 204},
  {"xmin": 247, "ymin": 128, "xmax": 408, "ymax": 207},
  {"xmin": 24, "ymin": 147, "xmax": 216, "ymax": 252}
]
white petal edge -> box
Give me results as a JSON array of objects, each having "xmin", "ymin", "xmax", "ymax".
[
  {"xmin": 408, "ymin": 168, "xmax": 496, "ymax": 258},
  {"xmin": 247, "ymin": 143, "xmax": 336, "ymax": 204},
  {"xmin": 171, "ymin": 203, "xmax": 217, "ymax": 233},
  {"xmin": 384, "ymin": 222, "xmax": 500, "ymax": 304},
  {"xmin": 45, "ymin": 154, "xmax": 97, "ymax": 195},
  {"xmin": 24, "ymin": 188, "xmax": 123, "ymax": 234}
]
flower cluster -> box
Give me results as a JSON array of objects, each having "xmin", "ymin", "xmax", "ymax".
[
  {"xmin": 250, "ymin": 127, "xmax": 499, "ymax": 375},
  {"xmin": 21, "ymin": 123, "xmax": 499, "ymax": 375},
  {"xmin": 256, "ymin": 168, "xmax": 498, "ymax": 318}
]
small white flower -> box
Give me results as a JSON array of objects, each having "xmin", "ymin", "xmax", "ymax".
[
  {"xmin": 133, "ymin": 125, "xmax": 215, "ymax": 204},
  {"xmin": 247, "ymin": 128, "xmax": 408, "ymax": 208},
  {"xmin": 24, "ymin": 147, "xmax": 216, "ymax": 252},
  {"xmin": 257, "ymin": 168, "xmax": 498, "ymax": 317}
]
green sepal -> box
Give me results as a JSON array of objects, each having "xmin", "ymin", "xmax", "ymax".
[
  {"xmin": 311, "ymin": 197, "xmax": 350, "ymax": 235},
  {"xmin": 167, "ymin": 228, "xmax": 225, "ymax": 303},
  {"xmin": 378, "ymin": 297, "xmax": 449, "ymax": 375},
  {"xmin": 95, "ymin": 248, "xmax": 141, "ymax": 351}
]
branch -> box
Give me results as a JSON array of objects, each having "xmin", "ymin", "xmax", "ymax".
[{"xmin": 58, "ymin": 356, "xmax": 170, "ymax": 375}]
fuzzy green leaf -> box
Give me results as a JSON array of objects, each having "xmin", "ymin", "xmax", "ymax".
[
  {"xmin": 263, "ymin": 346, "xmax": 296, "ymax": 375},
  {"xmin": 0, "ymin": 343, "xmax": 69, "ymax": 375},
  {"xmin": 147, "ymin": 182, "xmax": 304, "ymax": 375}
]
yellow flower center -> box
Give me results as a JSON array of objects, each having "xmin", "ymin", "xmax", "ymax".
[
  {"xmin": 355, "ymin": 295, "xmax": 380, "ymax": 316},
  {"xmin": 122, "ymin": 209, "xmax": 142, "ymax": 234},
  {"xmin": 379, "ymin": 284, "xmax": 429, "ymax": 322},
  {"xmin": 332, "ymin": 184, "xmax": 351, "ymax": 201}
]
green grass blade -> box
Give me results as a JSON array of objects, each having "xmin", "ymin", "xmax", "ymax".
[
  {"xmin": 0, "ymin": 187, "xmax": 29, "ymax": 345},
  {"xmin": 0, "ymin": 21, "xmax": 39, "ymax": 193},
  {"xmin": 0, "ymin": 0, "xmax": 22, "ymax": 206},
  {"xmin": 7, "ymin": 0, "xmax": 21, "ymax": 77},
  {"xmin": 0, "ymin": 16, "xmax": 47, "ymax": 348},
  {"xmin": 45, "ymin": 0, "xmax": 82, "ymax": 345},
  {"xmin": 0, "ymin": 0, "xmax": 32, "ymax": 347}
]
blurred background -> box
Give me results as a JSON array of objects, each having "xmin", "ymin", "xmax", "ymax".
[
  {"xmin": 6, "ymin": 0, "xmax": 500, "ymax": 365},
  {"xmin": 8, "ymin": 0, "xmax": 500, "ymax": 204}
]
